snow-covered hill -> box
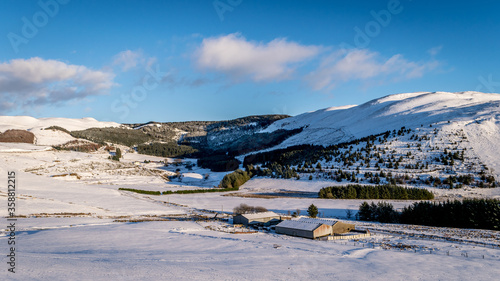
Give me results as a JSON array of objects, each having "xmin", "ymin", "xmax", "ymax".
[
  {"xmin": 261, "ymin": 91, "xmax": 500, "ymax": 178},
  {"xmin": 0, "ymin": 116, "xmax": 120, "ymax": 145},
  {"xmin": 264, "ymin": 91, "xmax": 500, "ymax": 147}
]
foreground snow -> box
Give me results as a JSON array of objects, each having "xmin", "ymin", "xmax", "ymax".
[
  {"xmin": 1, "ymin": 145, "xmax": 499, "ymax": 280},
  {"xmin": 2, "ymin": 220, "xmax": 499, "ymax": 280}
]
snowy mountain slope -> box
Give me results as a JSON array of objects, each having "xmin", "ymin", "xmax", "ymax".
[
  {"xmin": 0, "ymin": 116, "xmax": 120, "ymax": 145},
  {"xmin": 0, "ymin": 116, "xmax": 120, "ymax": 131},
  {"xmin": 462, "ymin": 119, "xmax": 500, "ymax": 178},
  {"xmin": 264, "ymin": 91, "xmax": 500, "ymax": 148}
]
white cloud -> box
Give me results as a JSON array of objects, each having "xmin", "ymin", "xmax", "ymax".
[
  {"xmin": 0, "ymin": 57, "xmax": 115, "ymax": 111},
  {"xmin": 306, "ymin": 49, "xmax": 439, "ymax": 90},
  {"xmin": 112, "ymin": 49, "xmax": 158, "ymax": 73},
  {"xmin": 428, "ymin": 45, "xmax": 443, "ymax": 56},
  {"xmin": 112, "ymin": 50, "xmax": 145, "ymax": 71},
  {"xmin": 195, "ymin": 33, "xmax": 320, "ymax": 82},
  {"xmin": 113, "ymin": 50, "xmax": 144, "ymax": 71}
]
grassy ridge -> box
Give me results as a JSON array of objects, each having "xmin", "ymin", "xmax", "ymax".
[{"xmin": 71, "ymin": 127, "xmax": 150, "ymax": 147}]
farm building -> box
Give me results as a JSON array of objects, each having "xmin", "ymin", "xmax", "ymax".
[
  {"xmin": 296, "ymin": 217, "xmax": 355, "ymax": 234},
  {"xmin": 275, "ymin": 220, "xmax": 332, "ymax": 239},
  {"xmin": 275, "ymin": 217, "xmax": 356, "ymax": 239},
  {"xmin": 232, "ymin": 211, "xmax": 282, "ymax": 226}
]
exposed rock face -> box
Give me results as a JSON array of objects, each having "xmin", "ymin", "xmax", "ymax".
[{"xmin": 0, "ymin": 129, "xmax": 35, "ymax": 144}]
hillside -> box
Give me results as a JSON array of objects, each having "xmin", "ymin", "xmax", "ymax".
[
  {"xmin": 2, "ymin": 92, "xmax": 500, "ymax": 178},
  {"xmin": 258, "ymin": 91, "xmax": 500, "ymax": 179},
  {"xmin": 123, "ymin": 114, "xmax": 291, "ymax": 152},
  {"xmin": 0, "ymin": 116, "xmax": 121, "ymax": 146},
  {"xmin": 2, "ymin": 92, "xmax": 500, "ymax": 280},
  {"xmin": 264, "ymin": 91, "xmax": 500, "ymax": 147}
]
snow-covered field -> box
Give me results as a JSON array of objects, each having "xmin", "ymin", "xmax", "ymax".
[
  {"xmin": 1, "ymin": 143, "xmax": 499, "ymax": 280},
  {"xmin": 2, "ymin": 92, "xmax": 500, "ymax": 280},
  {"xmin": 4, "ymin": 220, "xmax": 500, "ymax": 280}
]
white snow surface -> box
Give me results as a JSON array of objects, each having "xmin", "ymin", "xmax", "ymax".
[
  {"xmin": 1, "ymin": 92, "xmax": 500, "ymax": 279},
  {"xmin": 264, "ymin": 91, "xmax": 500, "ymax": 148},
  {"xmin": 0, "ymin": 116, "xmax": 120, "ymax": 132},
  {"xmin": 1, "ymin": 142, "xmax": 499, "ymax": 279},
  {"xmin": 0, "ymin": 116, "xmax": 120, "ymax": 145}
]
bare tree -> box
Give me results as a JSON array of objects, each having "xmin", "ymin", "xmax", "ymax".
[
  {"xmin": 345, "ymin": 209, "xmax": 353, "ymax": 220},
  {"xmin": 233, "ymin": 203, "xmax": 268, "ymax": 215}
]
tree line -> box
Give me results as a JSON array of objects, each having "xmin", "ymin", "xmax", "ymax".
[
  {"xmin": 357, "ymin": 198, "xmax": 500, "ymax": 230},
  {"xmin": 246, "ymin": 163, "xmax": 299, "ymax": 179},
  {"xmin": 319, "ymin": 184, "xmax": 434, "ymax": 200},
  {"xmin": 197, "ymin": 154, "xmax": 241, "ymax": 172},
  {"xmin": 137, "ymin": 142, "xmax": 198, "ymax": 158}
]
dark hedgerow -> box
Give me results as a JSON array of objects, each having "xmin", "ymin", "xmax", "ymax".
[
  {"xmin": 118, "ymin": 188, "xmax": 161, "ymax": 195},
  {"xmin": 45, "ymin": 125, "xmax": 71, "ymax": 135},
  {"xmin": 319, "ymin": 184, "xmax": 434, "ymax": 200}
]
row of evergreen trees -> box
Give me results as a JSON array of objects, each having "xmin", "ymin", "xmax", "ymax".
[
  {"xmin": 357, "ymin": 202, "xmax": 399, "ymax": 223},
  {"xmin": 197, "ymin": 154, "xmax": 241, "ymax": 172},
  {"xmin": 137, "ymin": 142, "xmax": 198, "ymax": 158},
  {"xmin": 246, "ymin": 163, "xmax": 298, "ymax": 179},
  {"xmin": 357, "ymin": 199, "xmax": 500, "ymax": 230},
  {"xmin": 319, "ymin": 184, "xmax": 434, "ymax": 200}
]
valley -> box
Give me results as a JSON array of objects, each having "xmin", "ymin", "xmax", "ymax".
[{"xmin": 1, "ymin": 91, "xmax": 500, "ymax": 280}]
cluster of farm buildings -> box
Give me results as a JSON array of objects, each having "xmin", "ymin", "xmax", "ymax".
[{"xmin": 232, "ymin": 211, "xmax": 369, "ymax": 240}]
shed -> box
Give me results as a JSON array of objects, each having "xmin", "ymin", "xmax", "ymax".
[
  {"xmin": 275, "ymin": 220, "xmax": 332, "ymax": 239},
  {"xmin": 232, "ymin": 211, "xmax": 281, "ymax": 226},
  {"xmin": 297, "ymin": 217, "xmax": 355, "ymax": 234}
]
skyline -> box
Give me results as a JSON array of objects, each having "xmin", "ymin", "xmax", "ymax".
[{"xmin": 1, "ymin": 0, "xmax": 500, "ymax": 123}]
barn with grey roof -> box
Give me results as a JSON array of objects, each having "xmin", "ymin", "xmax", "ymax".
[{"xmin": 275, "ymin": 217, "xmax": 355, "ymax": 239}]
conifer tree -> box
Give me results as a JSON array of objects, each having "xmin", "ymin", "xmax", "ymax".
[{"xmin": 307, "ymin": 204, "xmax": 318, "ymax": 218}]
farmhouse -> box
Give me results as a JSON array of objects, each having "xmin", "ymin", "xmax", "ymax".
[
  {"xmin": 275, "ymin": 217, "xmax": 356, "ymax": 239},
  {"xmin": 232, "ymin": 211, "xmax": 282, "ymax": 226},
  {"xmin": 275, "ymin": 220, "xmax": 332, "ymax": 239}
]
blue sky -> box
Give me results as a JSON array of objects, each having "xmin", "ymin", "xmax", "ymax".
[{"xmin": 1, "ymin": 0, "xmax": 499, "ymax": 123}]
